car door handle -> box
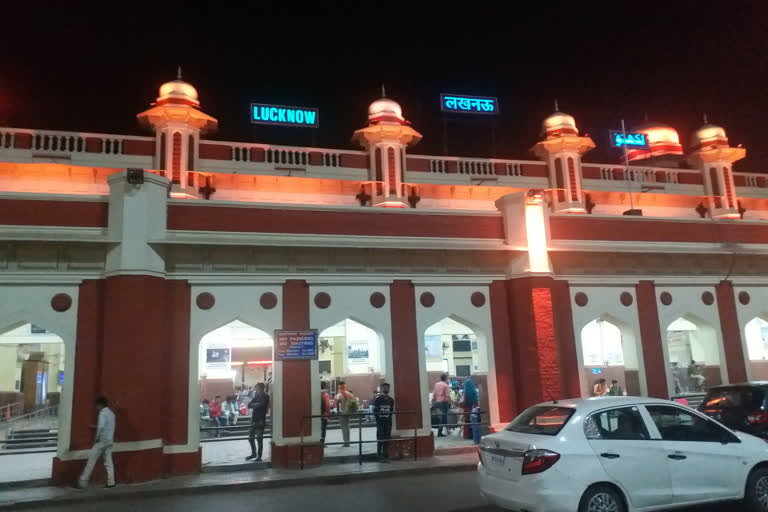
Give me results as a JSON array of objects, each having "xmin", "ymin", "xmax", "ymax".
[
  {"xmin": 668, "ymin": 454, "xmax": 687, "ymax": 460},
  {"xmin": 600, "ymin": 453, "xmax": 620, "ymax": 459}
]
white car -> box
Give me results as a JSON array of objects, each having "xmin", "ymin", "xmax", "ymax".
[{"xmin": 478, "ymin": 396, "xmax": 768, "ymax": 512}]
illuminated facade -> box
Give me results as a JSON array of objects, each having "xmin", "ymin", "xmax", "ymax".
[{"xmin": 1, "ymin": 75, "xmax": 768, "ymax": 483}]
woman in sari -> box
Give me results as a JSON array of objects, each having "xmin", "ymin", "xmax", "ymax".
[{"xmin": 462, "ymin": 379, "xmax": 479, "ymax": 439}]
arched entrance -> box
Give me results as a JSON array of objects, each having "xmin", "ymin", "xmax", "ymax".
[
  {"xmin": 665, "ymin": 315, "xmax": 724, "ymax": 395},
  {"xmin": 744, "ymin": 317, "xmax": 768, "ymax": 380},
  {"xmin": 423, "ymin": 316, "xmax": 488, "ymax": 443},
  {"xmin": 0, "ymin": 322, "xmax": 65, "ymax": 483},
  {"xmin": 579, "ymin": 316, "xmax": 642, "ymax": 397},
  {"xmin": 317, "ymin": 318, "xmax": 385, "ymax": 457},
  {"xmin": 197, "ymin": 320, "xmax": 273, "ymax": 466}
]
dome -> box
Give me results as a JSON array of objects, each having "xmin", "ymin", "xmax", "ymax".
[
  {"xmin": 157, "ymin": 79, "xmax": 200, "ymax": 107},
  {"xmin": 692, "ymin": 123, "xmax": 728, "ymax": 150},
  {"xmin": 634, "ymin": 122, "xmax": 681, "ymax": 146},
  {"xmin": 543, "ymin": 111, "xmax": 578, "ymax": 138},
  {"xmin": 367, "ymin": 98, "xmax": 405, "ymax": 125},
  {"xmin": 627, "ymin": 122, "xmax": 684, "ymax": 163}
]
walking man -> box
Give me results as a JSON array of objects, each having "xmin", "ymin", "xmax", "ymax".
[
  {"xmin": 246, "ymin": 382, "xmax": 269, "ymax": 462},
  {"xmin": 432, "ymin": 373, "xmax": 451, "ymax": 437},
  {"xmin": 372, "ymin": 382, "xmax": 394, "ymax": 461},
  {"xmin": 320, "ymin": 381, "xmax": 330, "ymax": 444},
  {"xmin": 77, "ymin": 396, "xmax": 115, "ymax": 488},
  {"xmin": 335, "ymin": 381, "xmax": 356, "ymax": 447}
]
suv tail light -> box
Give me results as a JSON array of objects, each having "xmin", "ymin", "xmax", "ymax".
[
  {"xmin": 747, "ymin": 411, "xmax": 768, "ymax": 425},
  {"xmin": 522, "ymin": 449, "xmax": 560, "ymax": 475}
]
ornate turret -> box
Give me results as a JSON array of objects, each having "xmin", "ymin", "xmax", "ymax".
[
  {"xmin": 688, "ymin": 117, "xmax": 745, "ymax": 219},
  {"xmin": 626, "ymin": 121, "xmax": 684, "ymax": 168},
  {"xmin": 351, "ymin": 89, "xmax": 422, "ymax": 208},
  {"xmin": 532, "ymin": 102, "xmax": 595, "ymax": 213},
  {"xmin": 137, "ymin": 69, "xmax": 217, "ymax": 196}
]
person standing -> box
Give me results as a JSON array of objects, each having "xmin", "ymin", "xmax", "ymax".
[
  {"xmin": 320, "ymin": 381, "xmax": 330, "ymax": 444},
  {"xmin": 335, "ymin": 381, "xmax": 356, "ymax": 447},
  {"xmin": 593, "ymin": 378, "xmax": 609, "ymax": 397},
  {"xmin": 77, "ymin": 396, "xmax": 115, "ymax": 489},
  {"xmin": 372, "ymin": 382, "xmax": 394, "ymax": 461},
  {"xmin": 432, "ymin": 373, "xmax": 452, "ymax": 437},
  {"xmin": 608, "ymin": 379, "xmax": 624, "ymax": 396},
  {"xmin": 210, "ymin": 396, "xmax": 223, "ymax": 437},
  {"xmin": 246, "ymin": 382, "xmax": 269, "ymax": 462},
  {"xmin": 462, "ymin": 379, "xmax": 479, "ymax": 439}
]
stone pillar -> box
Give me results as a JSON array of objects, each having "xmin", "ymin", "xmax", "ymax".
[
  {"xmin": 716, "ymin": 280, "xmax": 748, "ymax": 383},
  {"xmin": 488, "ymin": 280, "xmax": 517, "ymax": 424},
  {"xmin": 635, "ymin": 281, "xmax": 669, "ymax": 398}
]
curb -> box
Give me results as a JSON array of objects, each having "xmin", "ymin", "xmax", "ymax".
[{"xmin": 0, "ymin": 461, "xmax": 477, "ymax": 510}]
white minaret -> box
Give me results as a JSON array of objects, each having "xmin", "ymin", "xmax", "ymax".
[
  {"xmin": 688, "ymin": 118, "xmax": 745, "ymax": 219},
  {"xmin": 351, "ymin": 90, "xmax": 422, "ymax": 207},
  {"xmin": 137, "ymin": 69, "xmax": 218, "ymax": 196},
  {"xmin": 531, "ymin": 103, "xmax": 595, "ymax": 213}
]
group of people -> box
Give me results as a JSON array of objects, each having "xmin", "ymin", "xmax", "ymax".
[
  {"xmin": 592, "ymin": 378, "xmax": 626, "ymax": 396},
  {"xmin": 432, "ymin": 374, "xmax": 481, "ymax": 442}
]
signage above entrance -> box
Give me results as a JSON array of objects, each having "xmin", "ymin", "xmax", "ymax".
[
  {"xmin": 274, "ymin": 329, "xmax": 319, "ymax": 360},
  {"xmin": 250, "ymin": 103, "xmax": 319, "ymax": 128},
  {"xmin": 609, "ymin": 130, "xmax": 649, "ymax": 149},
  {"xmin": 440, "ymin": 94, "xmax": 498, "ymax": 115}
]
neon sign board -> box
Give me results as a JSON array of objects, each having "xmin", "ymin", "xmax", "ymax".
[
  {"xmin": 610, "ymin": 130, "xmax": 648, "ymax": 149},
  {"xmin": 250, "ymin": 103, "xmax": 319, "ymax": 128},
  {"xmin": 440, "ymin": 94, "xmax": 498, "ymax": 115}
]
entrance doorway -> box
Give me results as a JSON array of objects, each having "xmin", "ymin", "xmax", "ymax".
[
  {"xmin": 665, "ymin": 316, "xmax": 723, "ymax": 395},
  {"xmin": 0, "ymin": 322, "xmax": 64, "ymax": 483},
  {"xmin": 744, "ymin": 317, "xmax": 768, "ymax": 380},
  {"xmin": 198, "ymin": 320, "xmax": 273, "ymax": 466},
  {"xmin": 579, "ymin": 317, "xmax": 642, "ymax": 397}
]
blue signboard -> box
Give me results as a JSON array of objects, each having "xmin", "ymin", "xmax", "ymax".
[
  {"xmin": 251, "ymin": 103, "xmax": 319, "ymax": 128},
  {"xmin": 440, "ymin": 94, "xmax": 498, "ymax": 115},
  {"xmin": 591, "ymin": 368, "xmax": 603, "ymax": 375},
  {"xmin": 274, "ymin": 329, "xmax": 319, "ymax": 360},
  {"xmin": 610, "ymin": 130, "xmax": 649, "ymax": 149}
]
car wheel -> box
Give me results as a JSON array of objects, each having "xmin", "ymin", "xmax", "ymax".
[
  {"xmin": 579, "ymin": 485, "xmax": 625, "ymax": 512},
  {"xmin": 746, "ymin": 467, "xmax": 768, "ymax": 512}
]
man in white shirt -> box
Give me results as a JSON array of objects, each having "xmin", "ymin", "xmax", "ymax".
[{"xmin": 77, "ymin": 396, "xmax": 116, "ymax": 488}]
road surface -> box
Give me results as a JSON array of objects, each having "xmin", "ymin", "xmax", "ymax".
[{"xmin": 27, "ymin": 471, "xmax": 738, "ymax": 512}]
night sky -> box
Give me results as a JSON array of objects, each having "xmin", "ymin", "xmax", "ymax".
[{"xmin": 1, "ymin": 4, "xmax": 767, "ymax": 170}]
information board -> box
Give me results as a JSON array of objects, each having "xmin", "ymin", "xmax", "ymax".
[
  {"xmin": 609, "ymin": 130, "xmax": 649, "ymax": 149},
  {"xmin": 440, "ymin": 94, "xmax": 498, "ymax": 115},
  {"xmin": 274, "ymin": 329, "xmax": 319, "ymax": 360},
  {"xmin": 250, "ymin": 103, "xmax": 319, "ymax": 128}
]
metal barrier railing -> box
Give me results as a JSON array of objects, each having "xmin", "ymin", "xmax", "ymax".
[
  {"xmin": 199, "ymin": 423, "xmax": 273, "ymax": 443},
  {"xmin": 299, "ymin": 411, "xmax": 419, "ymax": 469}
]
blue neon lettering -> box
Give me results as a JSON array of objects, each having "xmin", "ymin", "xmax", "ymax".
[
  {"xmin": 286, "ymin": 109, "xmax": 295, "ymax": 123},
  {"xmin": 260, "ymin": 107, "xmax": 269, "ymax": 120},
  {"xmin": 296, "ymin": 110, "xmax": 304, "ymax": 123},
  {"xmin": 278, "ymin": 109, "xmax": 286, "ymax": 122},
  {"xmin": 303, "ymin": 110, "xmax": 316, "ymax": 125},
  {"xmin": 269, "ymin": 108, "xmax": 278, "ymax": 121},
  {"xmin": 253, "ymin": 106, "xmax": 260, "ymax": 120},
  {"xmin": 614, "ymin": 133, "xmax": 647, "ymax": 147},
  {"xmin": 442, "ymin": 95, "xmax": 496, "ymax": 113}
]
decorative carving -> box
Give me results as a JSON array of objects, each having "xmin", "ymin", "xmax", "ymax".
[
  {"xmin": 620, "ymin": 292, "xmax": 633, "ymax": 307},
  {"xmin": 407, "ymin": 187, "xmax": 421, "ymax": 208},
  {"xmin": 196, "ymin": 292, "xmax": 215, "ymax": 310},
  {"xmin": 695, "ymin": 202, "xmax": 708, "ymax": 218},
  {"xmin": 51, "ymin": 293, "xmax": 72, "ymax": 312},
  {"xmin": 585, "ymin": 193, "xmax": 596, "ymax": 214},
  {"xmin": 701, "ymin": 291, "xmax": 715, "ymax": 306},
  {"xmin": 260, "ymin": 292, "xmax": 278, "ymax": 310},
  {"xmin": 574, "ymin": 292, "xmax": 588, "ymax": 307},
  {"xmin": 199, "ymin": 176, "xmax": 216, "ymax": 200},
  {"xmin": 471, "ymin": 292, "xmax": 486, "ymax": 307},
  {"xmin": 660, "ymin": 291, "xmax": 673, "ymax": 306},
  {"xmin": 314, "ymin": 292, "xmax": 331, "ymax": 309},
  {"xmin": 355, "ymin": 185, "xmax": 371, "ymax": 207},
  {"xmin": 738, "ymin": 291, "xmax": 750, "ymax": 305},
  {"xmin": 370, "ymin": 292, "xmax": 386, "ymax": 309},
  {"xmin": 738, "ymin": 200, "xmax": 747, "ymax": 219},
  {"xmin": 420, "ymin": 292, "xmax": 435, "ymax": 308}
]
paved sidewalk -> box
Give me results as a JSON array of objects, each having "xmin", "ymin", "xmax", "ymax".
[{"xmin": 0, "ymin": 453, "xmax": 478, "ymax": 510}]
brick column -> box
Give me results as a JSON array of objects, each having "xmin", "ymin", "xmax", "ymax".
[
  {"xmin": 489, "ymin": 280, "xmax": 517, "ymax": 423},
  {"xmin": 271, "ymin": 280, "xmax": 321, "ymax": 467},
  {"xmin": 716, "ymin": 280, "xmax": 748, "ymax": 383},
  {"xmin": 635, "ymin": 280, "xmax": 669, "ymax": 398},
  {"xmin": 505, "ymin": 277, "xmax": 578, "ymax": 409}
]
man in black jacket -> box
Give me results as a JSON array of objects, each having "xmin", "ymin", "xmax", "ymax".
[
  {"xmin": 246, "ymin": 382, "xmax": 269, "ymax": 462},
  {"xmin": 372, "ymin": 382, "xmax": 394, "ymax": 461}
]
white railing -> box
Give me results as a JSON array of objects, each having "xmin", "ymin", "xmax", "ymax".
[
  {"xmin": 0, "ymin": 127, "xmax": 153, "ymax": 157},
  {"xmin": 199, "ymin": 140, "xmax": 366, "ymax": 170},
  {"xmin": 736, "ymin": 172, "xmax": 767, "ymax": 188},
  {"xmin": 407, "ymin": 154, "xmax": 539, "ymax": 177},
  {"xmin": 592, "ymin": 165, "xmax": 696, "ymax": 185}
]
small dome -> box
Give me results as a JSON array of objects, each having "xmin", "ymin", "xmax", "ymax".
[
  {"xmin": 368, "ymin": 98, "xmax": 404, "ymax": 125},
  {"xmin": 627, "ymin": 122, "xmax": 684, "ymax": 162},
  {"xmin": 159, "ymin": 79, "xmax": 198, "ymax": 100},
  {"xmin": 543, "ymin": 111, "xmax": 578, "ymax": 138},
  {"xmin": 693, "ymin": 123, "xmax": 728, "ymax": 149}
]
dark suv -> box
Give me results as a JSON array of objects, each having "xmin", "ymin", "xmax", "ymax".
[{"xmin": 698, "ymin": 383, "xmax": 768, "ymax": 439}]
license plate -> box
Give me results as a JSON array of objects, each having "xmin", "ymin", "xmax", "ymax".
[{"xmin": 489, "ymin": 454, "xmax": 505, "ymax": 466}]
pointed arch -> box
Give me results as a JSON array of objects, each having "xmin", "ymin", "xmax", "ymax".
[
  {"xmin": 578, "ymin": 314, "xmax": 643, "ymax": 397},
  {"xmin": 665, "ymin": 313, "xmax": 724, "ymax": 394},
  {"xmin": 745, "ymin": 316, "xmax": 768, "ymax": 380}
]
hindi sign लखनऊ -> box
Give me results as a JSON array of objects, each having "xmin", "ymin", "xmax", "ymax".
[
  {"xmin": 440, "ymin": 94, "xmax": 499, "ymax": 115},
  {"xmin": 274, "ymin": 329, "xmax": 319, "ymax": 360}
]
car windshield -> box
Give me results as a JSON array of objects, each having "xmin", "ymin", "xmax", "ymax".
[
  {"xmin": 505, "ymin": 405, "xmax": 574, "ymax": 436},
  {"xmin": 701, "ymin": 387, "xmax": 765, "ymax": 410}
]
